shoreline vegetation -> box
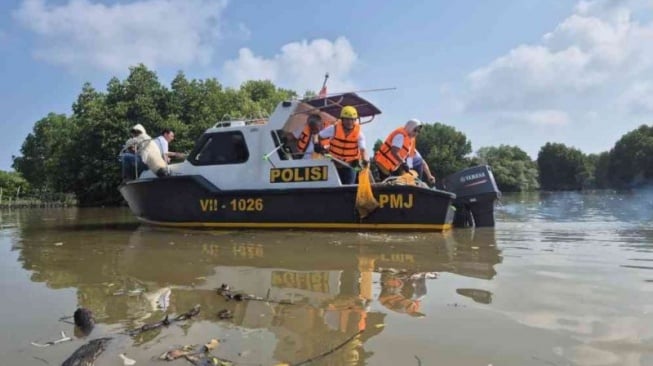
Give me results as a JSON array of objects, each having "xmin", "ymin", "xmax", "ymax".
[
  {"xmin": 0, "ymin": 187, "xmax": 76, "ymax": 209},
  {"xmin": 0, "ymin": 200, "xmax": 75, "ymax": 209},
  {"xmin": 5, "ymin": 64, "xmax": 653, "ymax": 207}
]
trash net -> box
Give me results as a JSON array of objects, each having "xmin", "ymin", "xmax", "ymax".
[{"xmin": 355, "ymin": 167, "xmax": 380, "ymax": 219}]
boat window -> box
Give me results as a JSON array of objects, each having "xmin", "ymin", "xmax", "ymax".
[
  {"xmin": 270, "ymin": 130, "xmax": 295, "ymax": 160},
  {"xmin": 189, "ymin": 131, "xmax": 249, "ymax": 166}
]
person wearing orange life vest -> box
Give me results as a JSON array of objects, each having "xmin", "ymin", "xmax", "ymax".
[
  {"xmin": 318, "ymin": 105, "xmax": 369, "ymax": 184},
  {"xmin": 374, "ymin": 119, "xmax": 436, "ymax": 184},
  {"xmin": 378, "ymin": 272, "xmax": 426, "ymax": 318},
  {"xmin": 288, "ymin": 113, "xmax": 330, "ymax": 159}
]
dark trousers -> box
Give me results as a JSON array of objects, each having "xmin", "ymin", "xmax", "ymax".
[
  {"xmin": 337, "ymin": 166, "xmax": 356, "ymax": 185},
  {"xmin": 375, "ymin": 164, "xmax": 402, "ymax": 181},
  {"xmin": 121, "ymin": 153, "xmax": 148, "ymax": 180}
]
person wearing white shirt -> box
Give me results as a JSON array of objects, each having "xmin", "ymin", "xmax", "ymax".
[
  {"xmin": 154, "ymin": 129, "xmax": 186, "ymax": 163},
  {"xmin": 120, "ymin": 123, "xmax": 150, "ymax": 180},
  {"xmin": 374, "ymin": 119, "xmax": 435, "ymax": 185}
]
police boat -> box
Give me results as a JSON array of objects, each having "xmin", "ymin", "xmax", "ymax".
[{"xmin": 118, "ymin": 92, "xmax": 500, "ymax": 231}]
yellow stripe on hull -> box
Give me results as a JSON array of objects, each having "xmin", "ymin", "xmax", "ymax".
[{"xmin": 138, "ymin": 217, "xmax": 453, "ymax": 231}]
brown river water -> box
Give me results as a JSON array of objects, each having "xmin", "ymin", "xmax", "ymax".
[{"xmin": 0, "ymin": 191, "xmax": 651, "ymax": 365}]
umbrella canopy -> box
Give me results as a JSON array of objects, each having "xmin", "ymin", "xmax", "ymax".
[
  {"xmin": 282, "ymin": 92, "xmax": 382, "ymax": 133},
  {"xmin": 304, "ymin": 92, "xmax": 382, "ymax": 119}
]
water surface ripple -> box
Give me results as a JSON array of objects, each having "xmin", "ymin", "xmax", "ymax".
[{"xmin": 0, "ymin": 191, "xmax": 651, "ymax": 365}]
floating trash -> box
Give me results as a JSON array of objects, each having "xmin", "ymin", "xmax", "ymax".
[{"xmin": 120, "ymin": 353, "xmax": 136, "ymax": 365}]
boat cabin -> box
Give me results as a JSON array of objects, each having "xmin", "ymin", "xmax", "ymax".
[{"xmin": 137, "ymin": 93, "xmax": 382, "ymax": 190}]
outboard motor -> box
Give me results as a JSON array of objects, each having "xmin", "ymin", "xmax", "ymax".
[{"xmin": 442, "ymin": 165, "xmax": 501, "ymax": 228}]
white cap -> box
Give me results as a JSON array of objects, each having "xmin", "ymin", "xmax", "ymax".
[
  {"xmin": 404, "ymin": 118, "xmax": 422, "ymax": 133},
  {"xmin": 131, "ymin": 123, "xmax": 146, "ymax": 134}
]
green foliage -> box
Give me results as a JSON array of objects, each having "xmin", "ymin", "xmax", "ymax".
[
  {"xmin": 11, "ymin": 113, "xmax": 75, "ymax": 193},
  {"xmin": 415, "ymin": 123, "xmax": 472, "ymax": 178},
  {"xmin": 13, "ymin": 64, "xmax": 298, "ymax": 206},
  {"xmin": 538, "ymin": 124, "xmax": 653, "ymax": 190},
  {"xmin": 537, "ymin": 142, "xmax": 593, "ymax": 190},
  {"xmin": 592, "ymin": 152, "xmax": 611, "ymax": 189},
  {"xmin": 240, "ymin": 80, "xmax": 297, "ymax": 114},
  {"xmin": 0, "ymin": 170, "xmax": 30, "ymax": 198},
  {"xmin": 474, "ymin": 145, "xmax": 539, "ymax": 192},
  {"xmin": 372, "ymin": 139, "xmax": 383, "ymax": 155},
  {"xmin": 606, "ymin": 124, "xmax": 653, "ymax": 188}
]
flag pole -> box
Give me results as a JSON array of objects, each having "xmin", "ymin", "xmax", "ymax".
[{"xmin": 319, "ymin": 72, "xmax": 329, "ymax": 106}]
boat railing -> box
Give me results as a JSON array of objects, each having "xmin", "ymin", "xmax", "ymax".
[{"xmin": 213, "ymin": 115, "xmax": 269, "ymax": 128}]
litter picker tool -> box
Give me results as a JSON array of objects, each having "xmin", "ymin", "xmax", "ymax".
[{"xmin": 262, "ymin": 144, "xmax": 286, "ymax": 168}]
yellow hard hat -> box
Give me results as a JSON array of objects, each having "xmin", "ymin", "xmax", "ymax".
[{"xmin": 340, "ymin": 105, "xmax": 358, "ymax": 119}]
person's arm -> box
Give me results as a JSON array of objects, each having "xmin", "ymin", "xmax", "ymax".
[
  {"xmin": 423, "ymin": 164, "xmax": 435, "ymax": 184},
  {"xmin": 167, "ymin": 151, "xmax": 187, "ymax": 159},
  {"xmin": 122, "ymin": 138, "xmax": 137, "ymax": 153},
  {"xmin": 390, "ymin": 134, "xmax": 410, "ymax": 172},
  {"xmin": 318, "ymin": 125, "xmax": 335, "ymax": 139},
  {"xmin": 390, "ymin": 147, "xmax": 405, "ymax": 164},
  {"xmin": 358, "ymin": 132, "xmax": 369, "ymax": 165},
  {"xmin": 418, "ymin": 151, "xmax": 436, "ymax": 183}
]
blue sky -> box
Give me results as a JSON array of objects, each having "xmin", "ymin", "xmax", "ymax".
[{"xmin": 1, "ymin": 0, "xmax": 652, "ymax": 171}]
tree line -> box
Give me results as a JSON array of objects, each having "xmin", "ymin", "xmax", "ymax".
[
  {"xmin": 394, "ymin": 123, "xmax": 651, "ymax": 192},
  {"xmin": 372, "ymin": 123, "xmax": 651, "ymax": 192},
  {"xmin": 10, "ymin": 65, "xmax": 296, "ymax": 205},
  {"xmin": 7, "ymin": 65, "xmax": 653, "ymax": 205}
]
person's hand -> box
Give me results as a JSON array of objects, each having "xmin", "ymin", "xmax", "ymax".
[
  {"xmin": 349, "ymin": 160, "xmax": 361, "ymax": 169},
  {"xmin": 427, "ymin": 175, "xmax": 436, "ymax": 185},
  {"xmin": 400, "ymin": 162, "xmax": 410, "ymax": 173},
  {"xmin": 361, "ymin": 159, "xmax": 370, "ymax": 169},
  {"xmin": 313, "ymin": 143, "xmax": 326, "ymax": 154}
]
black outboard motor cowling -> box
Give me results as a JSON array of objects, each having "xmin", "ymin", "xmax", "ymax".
[{"xmin": 442, "ymin": 165, "xmax": 501, "ymax": 228}]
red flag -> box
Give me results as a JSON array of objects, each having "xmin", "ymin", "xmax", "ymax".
[{"xmin": 318, "ymin": 85, "xmax": 327, "ymax": 98}]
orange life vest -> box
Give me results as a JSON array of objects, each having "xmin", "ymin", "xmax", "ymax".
[
  {"xmin": 296, "ymin": 121, "xmax": 332, "ymax": 153},
  {"xmin": 374, "ymin": 127, "xmax": 412, "ymax": 172},
  {"xmin": 329, "ymin": 121, "xmax": 360, "ymax": 162},
  {"xmin": 409, "ymin": 137, "xmax": 417, "ymax": 157},
  {"xmin": 379, "ymin": 293, "xmax": 421, "ymax": 314}
]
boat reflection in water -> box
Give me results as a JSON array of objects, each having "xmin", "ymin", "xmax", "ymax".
[{"xmin": 17, "ymin": 217, "xmax": 501, "ymax": 365}]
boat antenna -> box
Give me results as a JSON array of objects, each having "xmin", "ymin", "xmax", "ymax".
[{"xmin": 326, "ymin": 87, "xmax": 397, "ymax": 96}]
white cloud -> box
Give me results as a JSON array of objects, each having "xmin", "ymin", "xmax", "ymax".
[
  {"xmin": 14, "ymin": 0, "xmax": 226, "ymax": 72},
  {"xmin": 223, "ymin": 37, "xmax": 358, "ymax": 94},
  {"xmin": 504, "ymin": 110, "xmax": 571, "ymax": 126},
  {"xmin": 620, "ymin": 81, "xmax": 653, "ymax": 113},
  {"xmin": 461, "ymin": 0, "xmax": 653, "ymax": 117}
]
